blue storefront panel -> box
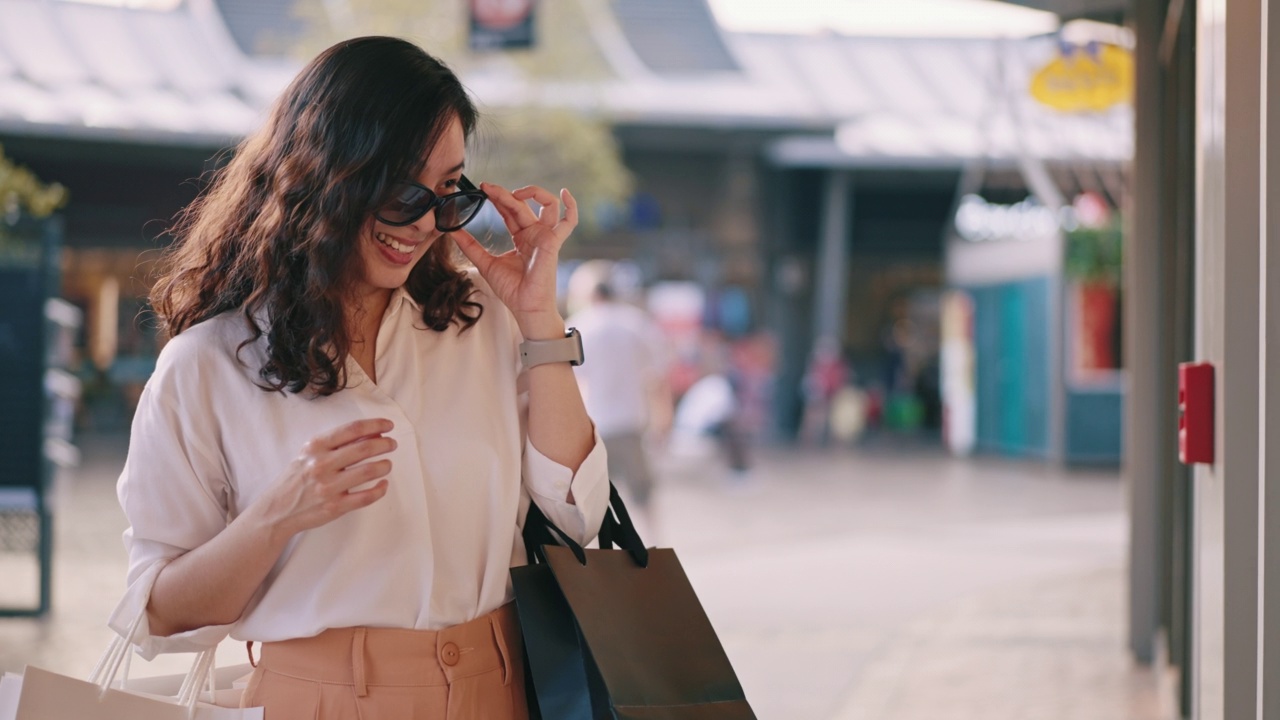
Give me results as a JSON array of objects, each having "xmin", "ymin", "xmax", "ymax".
[{"xmin": 968, "ymin": 277, "xmax": 1051, "ymax": 458}]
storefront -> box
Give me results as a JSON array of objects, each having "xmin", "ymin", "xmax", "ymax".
[
  {"xmin": 763, "ymin": 30, "xmax": 1132, "ymax": 451},
  {"xmin": 1003, "ymin": 0, "xmax": 1280, "ymax": 717},
  {"xmin": 943, "ymin": 176, "xmax": 1125, "ymax": 463},
  {"xmin": 0, "ymin": 135, "xmax": 229, "ymax": 431}
]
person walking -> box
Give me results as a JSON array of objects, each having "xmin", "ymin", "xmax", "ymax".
[
  {"xmin": 567, "ymin": 273, "xmax": 671, "ymax": 516},
  {"xmin": 110, "ymin": 37, "xmax": 609, "ymax": 720}
]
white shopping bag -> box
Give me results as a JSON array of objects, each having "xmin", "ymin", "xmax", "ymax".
[
  {"xmin": 7, "ymin": 606, "xmax": 261, "ymax": 720},
  {"xmin": 125, "ymin": 662, "xmax": 256, "ymax": 710},
  {"xmin": 14, "ymin": 665, "xmax": 259, "ymax": 720},
  {"xmin": 0, "ymin": 673, "xmax": 23, "ymax": 720}
]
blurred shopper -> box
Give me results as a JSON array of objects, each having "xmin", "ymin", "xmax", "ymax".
[
  {"xmin": 673, "ymin": 369, "xmax": 752, "ymax": 480},
  {"xmin": 799, "ymin": 335, "xmax": 849, "ymax": 446},
  {"xmin": 568, "ymin": 273, "xmax": 672, "ymax": 515},
  {"xmin": 829, "ymin": 382, "xmax": 869, "ymax": 445},
  {"xmin": 880, "ymin": 299, "xmax": 924, "ymax": 431},
  {"xmin": 111, "ymin": 38, "xmax": 609, "ymax": 720},
  {"xmin": 726, "ymin": 332, "xmax": 776, "ymax": 438},
  {"xmin": 687, "ymin": 331, "xmax": 752, "ymax": 478}
]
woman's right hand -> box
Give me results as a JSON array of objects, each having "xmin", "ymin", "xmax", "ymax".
[
  {"xmin": 144, "ymin": 418, "xmax": 396, "ymax": 636},
  {"xmin": 253, "ymin": 418, "xmax": 396, "ymax": 539}
]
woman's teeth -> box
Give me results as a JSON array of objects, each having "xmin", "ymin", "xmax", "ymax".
[{"xmin": 376, "ymin": 232, "xmax": 412, "ymax": 254}]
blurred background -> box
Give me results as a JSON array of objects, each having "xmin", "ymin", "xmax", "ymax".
[{"xmin": 3, "ymin": 0, "xmax": 1266, "ymax": 717}]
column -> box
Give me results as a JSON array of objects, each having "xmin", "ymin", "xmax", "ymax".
[
  {"xmin": 813, "ymin": 171, "xmax": 851, "ymax": 344},
  {"xmin": 1128, "ymin": 0, "xmax": 1166, "ymax": 666}
]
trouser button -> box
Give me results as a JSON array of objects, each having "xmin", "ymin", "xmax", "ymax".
[{"xmin": 440, "ymin": 641, "xmax": 460, "ymax": 667}]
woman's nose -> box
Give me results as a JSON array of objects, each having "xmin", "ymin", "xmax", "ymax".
[{"xmin": 408, "ymin": 208, "xmax": 437, "ymax": 234}]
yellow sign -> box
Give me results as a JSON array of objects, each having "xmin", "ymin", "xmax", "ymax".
[{"xmin": 1030, "ymin": 43, "xmax": 1134, "ymax": 113}]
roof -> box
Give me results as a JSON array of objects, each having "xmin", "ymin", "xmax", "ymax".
[
  {"xmin": 706, "ymin": 0, "xmax": 1062, "ymax": 37},
  {"xmin": 754, "ymin": 34, "xmax": 1133, "ymax": 166},
  {"xmin": 0, "ymin": 0, "xmax": 292, "ymax": 145},
  {"xmin": 613, "ymin": 0, "xmax": 740, "ymax": 74},
  {"xmin": 212, "ymin": 0, "xmax": 306, "ymax": 57},
  {"xmin": 0, "ymin": 0, "xmax": 1130, "ymax": 166},
  {"xmin": 993, "ymin": 0, "xmax": 1127, "ymax": 20}
]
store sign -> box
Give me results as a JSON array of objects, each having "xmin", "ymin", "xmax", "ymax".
[
  {"xmin": 954, "ymin": 194, "xmax": 1063, "ymax": 244},
  {"xmin": 1030, "ymin": 42, "xmax": 1133, "ymax": 113},
  {"xmin": 469, "ymin": 0, "xmax": 535, "ymax": 51}
]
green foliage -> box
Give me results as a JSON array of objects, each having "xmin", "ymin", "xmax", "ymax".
[
  {"xmin": 0, "ymin": 144, "xmax": 68, "ymax": 222},
  {"xmin": 290, "ymin": 0, "xmax": 632, "ymax": 235},
  {"xmin": 1064, "ymin": 221, "xmax": 1123, "ymax": 287}
]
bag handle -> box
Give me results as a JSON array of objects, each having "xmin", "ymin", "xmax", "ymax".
[
  {"xmin": 523, "ymin": 482, "xmax": 649, "ymax": 568},
  {"xmin": 90, "ymin": 602, "xmax": 217, "ymax": 719},
  {"xmin": 89, "ymin": 603, "xmax": 144, "ymax": 691},
  {"xmin": 598, "ymin": 484, "xmax": 649, "ymax": 567},
  {"xmin": 523, "ymin": 500, "xmax": 587, "ymax": 565}
]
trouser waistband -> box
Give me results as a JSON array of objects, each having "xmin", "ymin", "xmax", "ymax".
[{"xmin": 255, "ymin": 604, "xmax": 521, "ymax": 696}]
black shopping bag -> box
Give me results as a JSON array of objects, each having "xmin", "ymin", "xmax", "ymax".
[{"xmin": 511, "ymin": 485, "xmax": 756, "ymax": 720}]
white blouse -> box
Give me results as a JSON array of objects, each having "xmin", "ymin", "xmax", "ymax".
[{"xmin": 109, "ymin": 271, "xmax": 610, "ymax": 660}]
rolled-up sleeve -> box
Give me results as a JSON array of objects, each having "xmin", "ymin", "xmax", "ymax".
[
  {"xmin": 109, "ymin": 377, "xmax": 234, "ymax": 660},
  {"xmin": 522, "ymin": 430, "xmax": 610, "ymax": 546}
]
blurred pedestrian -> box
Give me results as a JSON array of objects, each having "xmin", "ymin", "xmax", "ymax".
[
  {"xmin": 799, "ymin": 335, "xmax": 848, "ymax": 446},
  {"xmin": 673, "ymin": 368, "xmax": 752, "ymax": 480},
  {"xmin": 568, "ymin": 272, "xmax": 672, "ymax": 517},
  {"xmin": 111, "ymin": 37, "xmax": 608, "ymax": 720}
]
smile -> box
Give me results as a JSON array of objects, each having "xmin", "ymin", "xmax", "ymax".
[{"xmin": 376, "ymin": 231, "xmax": 415, "ymax": 254}]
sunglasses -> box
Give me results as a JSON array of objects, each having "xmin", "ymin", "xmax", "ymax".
[{"xmin": 375, "ymin": 174, "xmax": 487, "ymax": 232}]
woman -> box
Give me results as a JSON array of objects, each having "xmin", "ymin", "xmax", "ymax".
[{"xmin": 109, "ymin": 36, "xmax": 609, "ymax": 719}]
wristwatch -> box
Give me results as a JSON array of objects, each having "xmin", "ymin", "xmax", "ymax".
[{"xmin": 520, "ymin": 327, "xmax": 585, "ymax": 369}]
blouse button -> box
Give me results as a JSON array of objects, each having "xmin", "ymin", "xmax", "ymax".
[{"xmin": 440, "ymin": 642, "xmax": 460, "ymax": 666}]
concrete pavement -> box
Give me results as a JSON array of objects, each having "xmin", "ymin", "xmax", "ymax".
[
  {"xmin": 0, "ymin": 433, "xmax": 1172, "ymax": 719},
  {"xmin": 654, "ymin": 441, "xmax": 1168, "ymax": 720}
]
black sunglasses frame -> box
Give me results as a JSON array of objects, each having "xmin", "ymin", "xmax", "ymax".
[{"xmin": 375, "ymin": 174, "xmax": 488, "ymax": 232}]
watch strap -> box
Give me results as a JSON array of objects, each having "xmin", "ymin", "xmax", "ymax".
[{"xmin": 520, "ymin": 327, "xmax": 584, "ymax": 368}]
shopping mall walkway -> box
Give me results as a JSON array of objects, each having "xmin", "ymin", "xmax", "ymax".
[{"xmin": 0, "ymin": 434, "xmax": 1172, "ymax": 720}]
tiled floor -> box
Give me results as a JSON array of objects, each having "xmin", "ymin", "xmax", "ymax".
[{"xmin": 0, "ymin": 433, "xmax": 1174, "ymax": 719}]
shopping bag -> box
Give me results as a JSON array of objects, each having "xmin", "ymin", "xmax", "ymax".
[
  {"xmin": 8, "ymin": 604, "xmax": 261, "ymax": 720},
  {"xmin": 118, "ymin": 661, "xmax": 257, "ymax": 710},
  {"xmin": 1, "ymin": 673, "xmax": 22, "ymax": 720},
  {"xmin": 513, "ymin": 484, "xmax": 756, "ymax": 720},
  {"xmin": 14, "ymin": 665, "xmax": 257, "ymax": 720},
  {"xmin": 512, "ymin": 512, "xmax": 609, "ymax": 720}
]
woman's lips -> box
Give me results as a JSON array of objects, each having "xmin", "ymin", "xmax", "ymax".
[
  {"xmin": 375, "ymin": 231, "xmax": 415, "ymax": 253},
  {"xmin": 374, "ymin": 231, "xmax": 416, "ymax": 265}
]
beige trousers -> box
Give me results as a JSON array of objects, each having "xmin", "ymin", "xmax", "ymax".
[{"xmin": 241, "ymin": 604, "xmax": 529, "ymax": 720}]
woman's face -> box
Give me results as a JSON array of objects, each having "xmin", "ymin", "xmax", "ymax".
[{"xmin": 354, "ymin": 115, "xmax": 467, "ymax": 298}]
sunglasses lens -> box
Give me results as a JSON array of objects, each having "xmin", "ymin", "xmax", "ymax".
[
  {"xmin": 437, "ymin": 194, "xmax": 485, "ymax": 231},
  {"xmin": 378, "ymin": 184, "xmax": 434, "ymax": 226}
]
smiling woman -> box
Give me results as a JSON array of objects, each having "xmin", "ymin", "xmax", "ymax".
[
  {"xmin": 152, "ymin": 37, "xmax": 484, "ymax": 394},
  {"xmin": 112, "ymin": 36, "xmax": 607, "ymax": 720}
]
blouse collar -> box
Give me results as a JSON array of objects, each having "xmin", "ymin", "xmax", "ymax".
[{"xmin": 390, "ymin": 286, "xmax": 422, "ymax": 313}]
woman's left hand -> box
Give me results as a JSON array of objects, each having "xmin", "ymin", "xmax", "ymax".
[{"xmin": 452, "ymin": 182, "xmax": 577, "ymax": 338}]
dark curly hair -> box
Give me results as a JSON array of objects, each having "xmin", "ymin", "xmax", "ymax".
[{"xmin": 151, "ymin": 37, "xmax": 482, "ymax": 395}]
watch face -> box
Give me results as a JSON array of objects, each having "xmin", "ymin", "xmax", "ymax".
[{"xmin": 568, "ymin": 327, "xmax": 584, "ymax": 365}]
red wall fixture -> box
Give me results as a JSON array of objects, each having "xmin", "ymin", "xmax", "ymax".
[{"xmin": 1178, "ymin": 362, "xmax": 1214, "ymax": 465}]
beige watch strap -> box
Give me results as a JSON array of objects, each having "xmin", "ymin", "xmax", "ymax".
[{"xmin": 519, "ymin": 327, "xmax": 584, "ymax": 368}]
